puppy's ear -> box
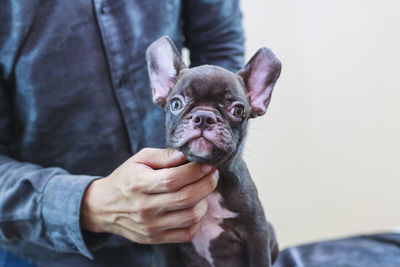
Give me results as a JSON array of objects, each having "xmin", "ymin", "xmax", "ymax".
[
  {"xmin": 146, "ymin": 36, "xmax": 186, "ymax": 106},
  {"xmin": 238, "ymin": 47, "xmax": 281, "ymax": 117}
]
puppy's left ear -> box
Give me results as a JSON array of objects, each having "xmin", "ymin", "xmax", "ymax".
[
  {"xmin": 238, "ymin": 47, "xmax": 282, "ymax": 117},
  {"xmin": 146, "ymin": 36, "xmax": 186, "ymax": 106}
]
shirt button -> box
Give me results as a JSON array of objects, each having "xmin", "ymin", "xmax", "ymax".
[
  {"xmin": 118, "ymin": 78, "xmax": 124, "ymax": 88},
  {"xmin": 100, "ymin": 3, "xmax": 107, "ymax": 14}
]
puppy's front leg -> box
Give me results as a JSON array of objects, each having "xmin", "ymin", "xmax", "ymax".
[{"xmin": 245, "ymin": 215, "xmax": 278, "ymax": 266}]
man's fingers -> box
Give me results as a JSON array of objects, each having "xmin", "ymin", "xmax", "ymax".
[
  {"xmin": 117, "ymin": 199, "xmax": 208, "ymax": 236},
  {"xmin": 147, "ymin": 169, "xmax": 219, "ymax": 213},
  {"xmin": 117, "ymin": 221, "xmax": 203, "ymax": 245},
  {"xmin": 152, "ymin": 221, "xmax": 202, "ymax": 244},
  {"xmin": 156, "ymin": 199, "xmax": 208, "ymax": 231},
  {"xmin": 133, "ymin": 148, "xmax": 186, "ymax": 169},
  {"xmin": 142, "ymin": 162, "xmax": 214, "ymax": 193}
]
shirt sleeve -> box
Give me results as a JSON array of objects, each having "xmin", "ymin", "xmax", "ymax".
[
  {"xmin": 183, "ymin": 0, "xmax": 245, "ymax": 72},
  {"xmin": 0, "ymin": 83, "xmax": 101, "ymax": 259}
]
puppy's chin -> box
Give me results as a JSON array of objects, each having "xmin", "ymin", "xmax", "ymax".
[{"xmin": 178, "ymin": 137, "xmax": 231, "ymax": 164}]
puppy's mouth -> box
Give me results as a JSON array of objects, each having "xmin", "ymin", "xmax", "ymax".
[
  {"xmin": 171, "ymin": 131, "xmax": 227, "ymax": 162},
  {"xmin": 186, "ymin": 136, "xmax": 216, "ymax": 158}
]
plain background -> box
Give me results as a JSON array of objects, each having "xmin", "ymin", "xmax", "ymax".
[{"xmin": 240, "ymin": 0, "xmax": 400, "ymax": 248}]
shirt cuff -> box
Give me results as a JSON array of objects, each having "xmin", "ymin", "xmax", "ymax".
[{"xmin": 42, "ymin": 174, "xmax": 102, "ymax": 259}]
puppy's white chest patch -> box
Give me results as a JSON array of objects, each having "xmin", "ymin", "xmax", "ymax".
[{"xmin": 192, "ymin": 192, "xmax": 238, "ymax": 267}]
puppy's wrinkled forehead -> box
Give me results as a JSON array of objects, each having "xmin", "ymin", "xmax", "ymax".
[{"xmin": 174, "ymin": 65, "xmax": 246, "ymax": 102}]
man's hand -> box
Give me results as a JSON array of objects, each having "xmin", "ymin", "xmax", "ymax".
[{"xmin": 81, "ymin": 148, "xmax": 219, "ymax": 244}]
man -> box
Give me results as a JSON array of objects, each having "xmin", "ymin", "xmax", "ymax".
[{"xmin": 0, "ymin": 0, "xmax": 244, "ymax": 266}]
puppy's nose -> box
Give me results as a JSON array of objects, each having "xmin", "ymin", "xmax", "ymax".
[{"xmin": 192, "ymin": 111, "xmax": 217, "ymax": 129}]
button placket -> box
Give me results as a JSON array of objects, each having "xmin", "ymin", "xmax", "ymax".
[
  {"xmin": 92, "ymin": 0, "xmax": 143, "ymax": 153},
  {"xmin": 100, "ymin": 3, "xmax": 107, "ymax": 14}
]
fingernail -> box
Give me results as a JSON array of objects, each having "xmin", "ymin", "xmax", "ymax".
[
  {"xmin": 173, "ymin": 150, "xmax": 185, "ymax": 159},
  {"xmin": 201, "ymin": 164, "xmax": 212, "ymax": 173},
  {"xmin": 197, "ymin": 199, "xmax": 208, "ymax": 216},
  {"xmin": 211, "ymin": 169, "xmax": 219, "ymax": 183}
]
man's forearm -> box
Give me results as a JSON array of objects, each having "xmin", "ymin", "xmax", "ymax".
[{"xmin": 0, "ymin": 154, "xmax": 100, "ymax": 259}]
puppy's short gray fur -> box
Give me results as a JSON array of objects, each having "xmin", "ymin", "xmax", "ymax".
[{"xmin": 146, "ymin": 36, "xmax": 281, "ymax": 267}]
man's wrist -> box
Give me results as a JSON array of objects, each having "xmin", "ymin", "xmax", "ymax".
[
  {"xmin": 80, "ymin": 175, "xmax": 121, "ymax": 235},
  {"xmin": 81, "ymin": 177, "xmax": 108, "ymax": 233}
]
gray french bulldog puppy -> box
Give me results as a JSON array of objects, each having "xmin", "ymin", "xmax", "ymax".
[{"xmin": 146, "ymin": 36, "xmax": 281, "ymax": 267}]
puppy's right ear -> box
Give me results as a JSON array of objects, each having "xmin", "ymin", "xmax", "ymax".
[{"xmin": 146, "ymin": 36, "xmax": 186, "ymax": 107}]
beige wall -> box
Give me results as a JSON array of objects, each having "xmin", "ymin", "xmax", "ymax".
[{"xmin": 241, "ymin": 0, "xmax": 400, "ymax": 248}]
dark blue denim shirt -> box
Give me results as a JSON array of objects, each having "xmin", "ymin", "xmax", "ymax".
[{"xmin": 0, "ymin": 0, "xmax": 244, "ymax": 265}]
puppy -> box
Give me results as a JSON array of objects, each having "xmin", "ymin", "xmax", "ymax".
[{"xmin": 146, "ymin": 36, "xmax": 281, "ymax": 267}]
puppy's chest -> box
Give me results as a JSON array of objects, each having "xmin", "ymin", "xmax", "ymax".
[{"xmin": 192, "ymin": 191, "xmax": 238, "ymax": 266}]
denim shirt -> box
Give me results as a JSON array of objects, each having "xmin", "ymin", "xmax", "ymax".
[{"xmin": 0, "ymin": 0, "xmax": 244, "ymax": 265}]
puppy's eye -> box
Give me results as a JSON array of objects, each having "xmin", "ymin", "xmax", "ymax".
[
  {"xmin": 170, "ymin": 99, "xmax": 183, "ymax": 111},
  {"xmin": 232, "ymin": 105, "xmax": 245, "ymax": 118}
]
